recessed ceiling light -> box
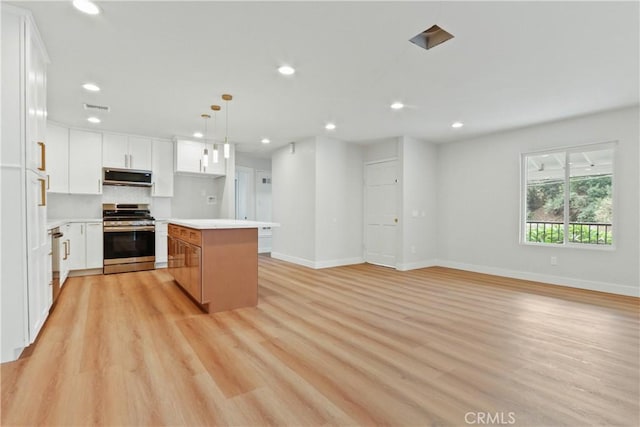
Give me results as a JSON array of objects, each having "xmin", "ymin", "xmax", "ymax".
[
  {"xmin": 390, "ymin": 102, "xmax": 404, "ymax": 110},
  {"xmin": 278, "ymin": 65, "xmax": 295, "ymax": 76},
  {"xmin": 451, "ymin": 121, "xmax": 464, "ymax": 128},
  {"xmin": 72, "ymin": 0, "xmax": 100, "ymax": 15},
  {"xmin": 87, "ymin": 117, "xmax": 101, "ymax": 124},
  {"xmin": 325, "ymin": 123, "xmax": 336, "ymax": 130},
  {"xmin": 82, "ymin": 83, "xmax": 100, "ymax": 92},
  {"xmin": 193, "ymin": 132, "xmax": 203, "ymax": 138},
  {"xmin": 261, "ymin": 138, "xmax": 270, "ymax": 144}
]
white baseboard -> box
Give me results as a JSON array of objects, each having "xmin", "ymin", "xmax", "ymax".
[
  {"xmin": 435, "ymin": 259, "xmax": 639, "ymax": 297},
  {"xmin": 314, "ymin": 257, "xmax": 364, "ymax": 269},
  {"xmin": 396, "ymin": 259, "xmax": 438, "ymax": 271},
  {"xmin": 270, "ymin": 252, "xmax": 316, "ymax": 269},
  {"xmin": 270, "ymin": 252, "xmax": 364, "ymax": 269}
]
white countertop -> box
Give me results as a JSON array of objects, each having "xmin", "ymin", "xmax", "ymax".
[
  {"xmin": 169, "ymin": 219, "xmax": 279, "ymax": 230},
  {"xmin": 47, "ymin": 218, "xmax": 102, "ymax": 230}
]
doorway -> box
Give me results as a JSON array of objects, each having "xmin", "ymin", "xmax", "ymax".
[
  {"xmin": 235, "ymin": 166, "xmax": 255, "ymax": 220},
  {"xmin": 364, "ymin": 160, "xmax": 398, "ymax": 267}
]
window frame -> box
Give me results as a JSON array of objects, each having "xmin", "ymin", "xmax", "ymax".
[{"xmin": 520, "ymin": 141, "xmax": 617, "ymax": 250}]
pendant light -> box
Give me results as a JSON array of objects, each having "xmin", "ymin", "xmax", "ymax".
[
  {"xmin": 210, "ymin": 104, "xmax": 221, "ymax": 163},
  {"xmin": 201, "ymin": 113, "xmax": 210, "ymax": 167},
  {"xmin": 222, "ymin": 94, "xmax": 232, "ymax": 159}
]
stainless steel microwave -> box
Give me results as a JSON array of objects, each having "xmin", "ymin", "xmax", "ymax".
[{"xmin": 102, "ymin": 168, "xmax": 152, "ymax": 187}]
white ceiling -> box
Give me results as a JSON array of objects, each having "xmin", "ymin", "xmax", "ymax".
[{"xmin": 15, "ymin": 1, "xmax": 640, "ymax": 155}]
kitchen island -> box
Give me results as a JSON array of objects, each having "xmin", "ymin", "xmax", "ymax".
[{"xmin": 167, "ymin": 219, "xmax": 278, "ymax": 313}]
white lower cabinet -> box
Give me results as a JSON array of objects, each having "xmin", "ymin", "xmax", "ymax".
[
  {"xmin": 58, "ymin": 224, "xmax": 70, "ymax": 286},
  {"xmin": 66, "ymin": 223, "xmax": 86, "ymax": 271},
  {"xmin": 65, "ymin": 221, "xmax": 103, "ymax": 273},
  {"xmin": 85, "ymin": 222, "xmax": 103, "ymax": 269},
  {"xmin": 155, "ymin": 221, "xmax": 168, "ymax": 265}
]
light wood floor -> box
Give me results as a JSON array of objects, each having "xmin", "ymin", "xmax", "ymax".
[{"xmin": 2, "ymin": 257, "xmax": 638, "ymax": 426}]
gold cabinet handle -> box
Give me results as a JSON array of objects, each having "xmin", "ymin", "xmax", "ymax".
[
  {"xmin": 37, "ymin": 141, "xmax": 46, "ymax": 171},
  {"xmin": 38, "ymin": 178, "xmax": 46, "ymax": 206},
  {"xmin": 394, "ymin": 218, "xmax": 398, "ymax": 223}
]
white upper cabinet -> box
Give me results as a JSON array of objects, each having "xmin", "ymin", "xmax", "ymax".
[
  {"xmin": 102, "ymin": 133, "xmax": 129, "ymax": 168},
  {"xmin": 175, "ymin": 139, "xmax": 225, "ymax": 176},
  {"xmin": 103, "ymin": 134, "xmax": 152, "ymax": 170},
  {"xmin": 69, "ymin": 129, "xmax": 102, "ymax": 194},
  {"xmin": 45, "ymin": 123, "xmax": 69, "ymax": 193},
  {"xmin": 128, "ymin": 137, "xmax": 152, "ymax": 170},
  {"xmin": 176, "ymin": 140, "xmax": 203, "ymax": 174},
  {"xmin": 203, "ymin": 142, "xmax": 226, "ymax": 176},
  {"xmin": 152, "ymin": 139, "xmax": 174, "ymax": 197},
  {"xmin": 25, "ymin": 22, "xmax": 47, "ymax": 176}
]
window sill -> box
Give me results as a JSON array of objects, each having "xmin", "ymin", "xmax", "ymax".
[{"xmin": 520, "ymin": 241, "xmax": 616, "ymax": 251}]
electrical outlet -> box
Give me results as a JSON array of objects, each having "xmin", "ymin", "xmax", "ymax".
[
  {"xmin": 550, "ymin": 256, "xmax": 558, "ymax": 266},
  {"xmin": 411, "ymin": 245, "xmax": 416, "ymax": 254}
]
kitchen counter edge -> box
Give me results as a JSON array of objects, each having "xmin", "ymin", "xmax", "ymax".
[{"xmin": 169, "ymin": 219, "xmax": 279, "ymax": 230}]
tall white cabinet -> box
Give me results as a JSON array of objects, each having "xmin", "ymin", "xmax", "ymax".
[
  {"xmin": 152, "ymin": 139, "xmax": 174, "ymax": 197},
  {"xmin": 1, "ymin": 4, "xmax": 51, "ymax": 363}
]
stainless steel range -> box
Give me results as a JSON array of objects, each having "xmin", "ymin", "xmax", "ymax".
[{"xmin": 103, "ymin": 203, "xmax": 155, "ymax": 274}]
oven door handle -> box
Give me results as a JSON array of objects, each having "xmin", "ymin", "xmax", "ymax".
[{"xmin": 104, "ymin": 226, "xmax": 156, "ymax": 232}]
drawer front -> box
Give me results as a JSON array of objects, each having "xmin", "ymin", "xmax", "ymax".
[
  {"xmin": 168, "ymin": 224, "xmax": 180, "ymax": 238},
  {"xmin": 188, "ymin": 229, "xmax": 201, "ymax": 246},
  {"xmin": 179, "ymin": 227, "xmax": 188, "ymax": 239}
]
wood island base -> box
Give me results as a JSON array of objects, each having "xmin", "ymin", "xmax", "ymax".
[{"xmin": 167, "ymin": 224, "xmax": 258, "ymax": 313}]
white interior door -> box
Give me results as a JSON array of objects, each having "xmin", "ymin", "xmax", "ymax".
[
  {"xmin": 235, "ymin": 166, "xmax": 254, "ymax": 220},
  {"xmin": 364, "ymin": 160, "xmax": 398, "ymax": 267}
]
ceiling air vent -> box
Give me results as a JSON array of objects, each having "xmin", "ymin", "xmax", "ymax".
[
  {"xmin": 83, "ymin": 103, "xmax": 110, "ymax": 112},
  {"xmin": 409, "ymin": 25, "xmax": 454, "ymax": 51}
]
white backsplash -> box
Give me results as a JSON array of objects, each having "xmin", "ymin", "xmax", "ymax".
[
  {"xmin": 102, "ymin": 185, "xmax": 152, "ymax": 204},
  {"xmin": 48, "ymin": 176, "xmax": 220, "ymax": 220},
  {"xmin": 47, "ymin": 194, "xmax": 102, "ymax": 219}
]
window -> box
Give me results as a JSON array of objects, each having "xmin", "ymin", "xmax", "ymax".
[{"xmin": 522, "ymin": 143, "xmax": 615, "ymax": 247}]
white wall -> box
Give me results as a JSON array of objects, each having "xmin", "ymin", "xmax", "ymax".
[
  {"xmin": 315, "ymin": 137, "xmax": 364, "ymax": 267},
  {"xmin": 436, "ymin": 107, "xmax": 639, "ymax": 296},
  {"xmin": 272, "ymin": 136, "xmax": 364, "ymax": 267},
  {"xmin": 398, "ymin": 136, "xmax": 438, "ymax": 270},
  {"xmin": 271, "ymin": 138, "xmax": 317, "ymax": 265},
  {"xmin": 236, "ymin": 152, "xmax": 271, "ymax": 171},
  {"xmin": 171, "ymin": 174, "xmax": 221, "ymax": 219},
  {"xmin": 362, "ymin": 137, "xmax": 399, "ymax": 162}
]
